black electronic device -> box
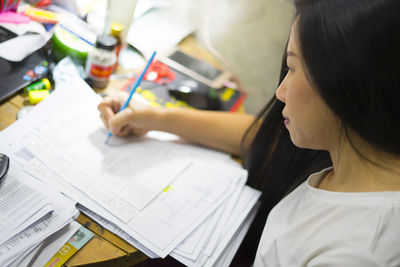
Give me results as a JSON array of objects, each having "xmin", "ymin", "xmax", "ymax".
[
  {"xmin": 0, "ymin": 26, "xmax": 17, "ymax": 43},
  {"xmin": 0, "ymin": 153, "xmax": 9, "ymax": 185},
  {"xmin": 0, "ymin": 47, "xmax": 49, "ymax": 103},
  {"xmin": 126, "ymin": 62, "xmax": 244, "ymax": 111},
  {"xmin": 167, "ymin": 79, "xmax": 221, "ymax": 110}
]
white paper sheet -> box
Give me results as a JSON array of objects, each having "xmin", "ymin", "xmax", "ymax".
[
  {"xmin": 18, "ymin": 73, "xmax": 216, "ymax": 221},
  {"xmin": 171, "ymin": 171, "xmax": 246, "ymax": 261},
  {"xmin": 213, "ymin": 202, "xmax": 260, "ymax": 267},
  {"xmin": 0, "ymin": 214, "xmax": 71, "ymax": 266},
  {"xmin": 203, "ymin": 187, "xmax": 261, "ymax": 267},
  {"xmin": 203, "ymin": 172, "xmax": 248, "ymax": 256},
  {"xmin": 0, "ymin": 173, "xmax": 52, "ymax": 244},
  {"xmin": 10, "ymin": 221, "xmax": 81, "ymax": 267},
  {"xmin": 171, "ymin": 186, "xmax": 261, "ymax": 266},
  {"xmin": 170, "ymin": 197, "xmax": 226, "ymax": 261},
  {"xmin": 31, "ymin": 221, "xmax": 82, "ymax": 267},
  {"xmin": 0, "ymin": 165, "xmax": 77, "ymax": 266},
  {"xmin": 126, "ymin": 160, "xmax": 245, "ymax": 257},
  {"xmin": 22, "ymin": 133, "xmax": 246, "ymax": 259}
]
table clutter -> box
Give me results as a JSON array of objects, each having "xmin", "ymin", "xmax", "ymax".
[{"xmin": 0, "ymin": 1, "xmax": 257, "ymax": 266}]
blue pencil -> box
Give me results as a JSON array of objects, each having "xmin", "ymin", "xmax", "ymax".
[
  {"xmin": 59, "ymin": 24, "xmax": 95, "ymax": 46},
  {"xmin": 105, "ymin": 51, "xmax": 157, "ymax": 144}
]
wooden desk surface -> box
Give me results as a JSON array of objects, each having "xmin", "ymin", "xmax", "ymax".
[{"xmin": 69, "ymin": 214, "xmax": 148, "ymax": 267}]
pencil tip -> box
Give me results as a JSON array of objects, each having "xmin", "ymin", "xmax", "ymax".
[{"xmin": 105, "ymin": 135, "xmax": 111, "ymax": 144}]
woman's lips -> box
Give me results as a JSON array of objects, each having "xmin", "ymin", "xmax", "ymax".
[{"xmin": 284, "ymin": 117, "xmax": 289, "ymax": 125}]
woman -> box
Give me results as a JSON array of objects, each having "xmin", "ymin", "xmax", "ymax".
[{"xmin": 98, "ymin": 0, "xmax": 400, "ymax": 265}]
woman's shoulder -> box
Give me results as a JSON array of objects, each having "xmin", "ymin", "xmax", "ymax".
[
  {"xmin": 258, "ymin": 185, "xmax": 400, "ymax": 267},
  {"xmin": 259, "ymin": 167, "xmax": 400, "ymax": 267}
]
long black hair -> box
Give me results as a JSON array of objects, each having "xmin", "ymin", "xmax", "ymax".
[
  {"xmin": 296, "ymin": 0, "xmax": 400, "ymax": 157},
  {"xmin": 234, "ymin": 49, "xmax": 331, "ymax": 265},
  {"xmin": 234, "ymin": 0, "xmax": 400, "ymax": 264}
]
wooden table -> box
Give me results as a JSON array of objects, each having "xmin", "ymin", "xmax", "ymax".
[{"xmin": 0, "ymin": 35, "xmax": 234, "ymax": 266}]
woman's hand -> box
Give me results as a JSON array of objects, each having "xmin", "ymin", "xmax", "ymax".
[
  {"xmin": 97, "ymin": 91, "xmax": 160, "ymax": 137},
  {"xmin": 97, "ymin": 91, "xmax": 255, "ymax": 155}
]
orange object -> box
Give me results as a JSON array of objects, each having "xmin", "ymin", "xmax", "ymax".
[{"xmin": 24, "ymin": 6, "xmax": 59, "ymax": 23}]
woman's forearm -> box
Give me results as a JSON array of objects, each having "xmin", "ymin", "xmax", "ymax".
[{"xmin": 151, "ymin": 108, "xmax": 255, "ymax": 155}]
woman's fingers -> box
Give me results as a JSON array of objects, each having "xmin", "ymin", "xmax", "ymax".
[
  {"xmin": 109, "ymin": 108, "xmax": 133, "ymax": 135},
  {"xmin": 98, "ymin": 92, "xmax": 151, "ymax": 137}
]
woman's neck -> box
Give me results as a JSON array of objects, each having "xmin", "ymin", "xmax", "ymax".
[{"xmin": 319, "ymin": 137, "xmax": 400, "ymax": 192}]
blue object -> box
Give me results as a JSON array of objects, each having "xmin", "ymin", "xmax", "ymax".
[
  {"xmin": 23, "ymin": 74, "xmax": 32, "ymax": 81},
  {"xmin": 59, "ymin": 24, "xmax": 95, "ymax": 47},
  {"xmin": 34, "ymin": 65, "xmax": 47, "ymax": 75},
  {"xmin": 105, "ymin": 51, "xmax": 157, "ymax": 144}
]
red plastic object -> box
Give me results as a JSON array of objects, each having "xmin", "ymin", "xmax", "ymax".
[
  {"xmin": 33, "ymin": 0, "xmax": 51, "ymax": 8},
  {"xmin": 145, "ymin": 61, "xmax": 176, "ymax": 84}
]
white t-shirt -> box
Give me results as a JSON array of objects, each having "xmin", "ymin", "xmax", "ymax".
[{"xmin": 253, "ymin": 168, "xmax": 400, "ymax": 267}]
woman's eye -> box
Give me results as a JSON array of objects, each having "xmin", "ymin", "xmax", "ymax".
[{"xmin": 285, "ymin": 62, "xmax": 294, "ymax": 72}]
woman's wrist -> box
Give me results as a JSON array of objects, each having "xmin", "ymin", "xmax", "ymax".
[
  {"xmin": 145, "ymin": 106, "xmax": 170, "ymax": 132},
  {"xmin": 150, "ymin": 107, "xmax": 184, "ymax": 134}
]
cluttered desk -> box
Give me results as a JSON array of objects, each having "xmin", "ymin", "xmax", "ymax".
[{"xmin": 0, "ymin": 1, "xmax": 259, "ymax": 266}]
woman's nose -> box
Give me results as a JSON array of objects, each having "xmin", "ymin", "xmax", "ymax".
[{"xmin": 275, "ymin": 77, "xmax": 287, "ymax": 103}]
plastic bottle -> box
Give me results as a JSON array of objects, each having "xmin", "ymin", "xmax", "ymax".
[
  {"xmin": 110, "ymin": 23, "xmax": 123, "ymax": 73},
  {"xmin": 110, "ymin": 22, "xmax": 123, "ymax": 57},
  {"xmin": 104, "ymin": 0, "xmax": 137, "ymax": 43},
  {"xmin": 85, "ymin": 35, "xmax": 117, "ymax": 88}
]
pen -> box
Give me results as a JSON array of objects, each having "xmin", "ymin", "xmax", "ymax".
[
  {"xmin": 59, "ymin": 24, "xmax": 95, "ymax": 46},
  {"xmin": 105, "ymin": 51, "xmax": 157, "ymax": 144}
]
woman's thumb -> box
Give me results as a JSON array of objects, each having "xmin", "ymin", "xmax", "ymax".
[{"xmin": 109, "ymin": 109, "xmax": 133, "ymax": 135}]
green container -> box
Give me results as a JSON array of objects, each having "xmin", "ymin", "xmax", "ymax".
[
  {"xmin": 52, "ymin": 26, "xmax": 93, "ymax": 67},
  {"xmin": 24, "ymin": 78, "xmax": 51, "ymax": 94}
]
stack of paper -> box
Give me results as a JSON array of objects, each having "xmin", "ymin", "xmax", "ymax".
[
  {"xmin": 0, "ymin": 59, "xmax": 260, "ymax": 266},
  {"xmin": 0, "ymin": 164, "xmax": 79, "ymax": 266}
]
